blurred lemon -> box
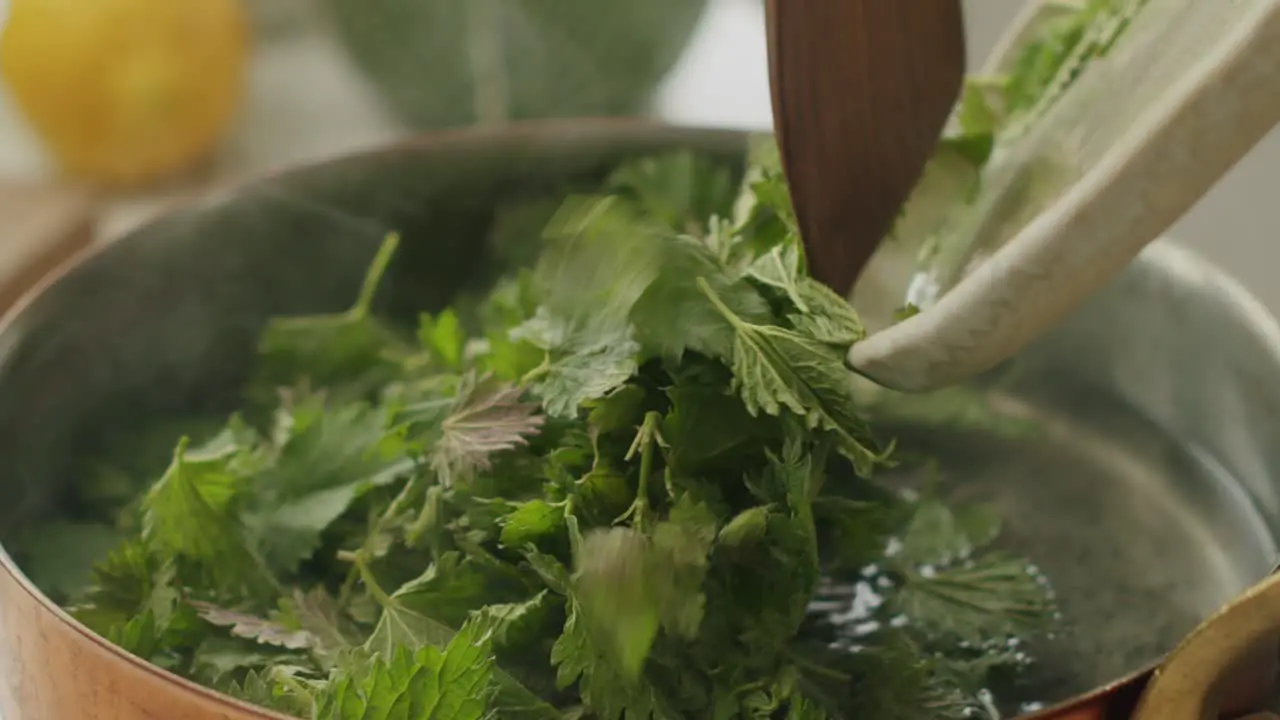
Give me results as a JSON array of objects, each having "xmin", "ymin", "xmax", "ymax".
[{"xmin": 1, "ymin": 0, "xmax": 249, "ymax": 188}]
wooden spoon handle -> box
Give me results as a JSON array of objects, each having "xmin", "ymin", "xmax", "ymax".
[{"xmin": 766, "ymin": 0, "xmax": 965, "ymax": 294}]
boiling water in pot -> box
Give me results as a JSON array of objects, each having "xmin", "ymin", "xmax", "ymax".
[{"xmin": 814, "ymin": 380, "xmax": 1275, "ymax": 711}]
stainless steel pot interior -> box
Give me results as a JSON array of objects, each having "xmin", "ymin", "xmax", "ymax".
[{"xmin": 0, "ymin": 121, "xmax": 1277, "ymax": 714}]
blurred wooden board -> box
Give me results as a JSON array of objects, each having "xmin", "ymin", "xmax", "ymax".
[{"xmin": 0, "ymin": 182, "xmax": 97, "ymax": 312}]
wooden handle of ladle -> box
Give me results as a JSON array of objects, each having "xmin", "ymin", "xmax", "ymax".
[{"xmin": 765, "ymin": 0, "xmax": 966, "ymax": 295}]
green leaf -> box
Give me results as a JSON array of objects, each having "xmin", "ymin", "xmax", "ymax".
[
  {"xmin": 718, "ymin": 505, "xmax": 771, "ymax": 550},
  {"xmin": 897, "ymin": 500, "xmax": 1001, "ymax": 568},
  {"xmin": 606, "ymin": 150, "xmax": 738, "ymax": 234},
  {"xmin": 533, "ymin": 195, "xmax": 664, "ymax": 336},
  {"xmin": 523, "ymin": 326, "xmax": 640, "ymax": 419},
  {"xmin": 190, "ymin": 602, "xmax": 317, "ymax": 650},
  {"xmin": 786, "ymin": 280, "xmax": 865, "ymax": 346},
  {"xmin": 630, "ymin": 236, "xmax": 774, "ymax": 361},
  {"xmin": 429, "ymin": 372, "xmax": 545, "ymax": 485},
  {"xmin": 892, "ymin": 553, "xmax": 1056, "ymax": 645},
  {"xmin": 418, "ymin": 308, "xmax": 467, "ymax": 369},
  {"xmin": 550, "ymin": 598, "xmax": 665, "ymax": 720},
  {"xmin": 572, "ymin": 527, "xmax": 661, "ymax": 680},
  {"xmin": 142, "ymin": 438, "xmax": 247, "ymax": 566},
  {"xmin": 698, "ymin": 279, "xmax": 884, "ymax": 475},
  {"xmin": 661, "ymin": 381, "xmax": 773, "ymax": 472},
  {"xmin": 890, "ymin": 501, "xmax": 1054, "ymax": 644},
  {"xmin": 746, "ymin": 241, "xmax": 807, "ymax": 311},
  {"xmin": 586, "ymin": 384, "xmax": 649, "ymax": 435},
  {"xmin": 362, "ymin": 587, "xmax": 457, "ymax": 661},
  {"xmin": 222, "ymin": 666, "xmax": 313, "ymax": 717},
  {"xmin": 468, "ymin": 590, "xmax": 556, "ymax": 648},
  {"xmin": 192, "ymin": 637, "xmax": 295, "ymax": 682},
  {"xmin": 247, "ymin": 395, "xmax": 412, "ymax": 574},
  {"xmin": 68, "ymin": 540, "xmax": 161, "ymax": 634},
  {"xmin": 498, "ymin": 499, "xmax": 565, "ymax": 549},
  {"xmin": 252, "ymin": 233, "xmax": 409, "ymax": 397},
  {"xmin": 315, "ymin": 619, "xmax": 497, "ymax": 720},
  {"xmin": 651, "ymin": 495, "xmax": 717, "ymax": 639},
  {"xmin": 97, "ymin": 561, "xmax": 185, "ymax": 661}
]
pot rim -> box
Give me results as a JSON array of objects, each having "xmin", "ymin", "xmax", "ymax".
[{"xmin": 2, "ymin": 117, "xmax": 1278, "ymax": 720}]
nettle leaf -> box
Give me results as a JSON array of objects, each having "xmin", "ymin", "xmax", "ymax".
[
  {"xmin": 192, "ymin": 636, "xmax": 295, "ymax": 682},
  {"xmin": 787, "ymin": 280, "xmax": 865, "ymax": 347},
  {"xmin": 661, "ymin": 382, "xmax": 774, "ymax": 472},
  {"xmin": 429, "ymin": 372, "xmax": 545, "ymax": 485},
  {"xmin": 253, "ymin": 234, "xmax": 410, "ymax": 397},
  {"xmin": 897, "ymin": 500, "xmax": 1002, "ymax": 568},
  {"xmin": 746, "ymin": 241, "xmax": 807, "ymax": 311},
  {"xmin": 717, "ymin": 505, "xmax": 771, "ymax": 550},
  {"xmin": 383, "ymin": 553, "xmax": 501, "ymax": 631},
  {"xmin": 469, "ymin": 590, "xmax": 556, "ymax": 648},
  {"xmin": 571, "ymin": 528, "xmax": 661, "ymax": 680},
  {"xmin": 533, "ymin": 195, "xmax": 664, "ymax": 333},
  {"xmin": 315, "ymin": 619, "xmax": 497, "ymax": 720},
  {"xmin": 629, "ymin": 235, "xmax": 774, "ymax": 361},
  {"xmin": 98, "ymin": 561, "xmax": 188, "ymax": 662},
  {"xmin": 524, "ymin": 327, "xmax": 640, "ymax": 419},
  {"xmin": 551, "ymin": 598, "xmax": 664, "ymax": 720},
  {"xmin": 280, "ymin": 586, "xmax": 361, "ymax": 657},
  {"xmin": 498, "ymin": 499, "xmax": 565, "ymax": 549},
  {"xmin": 190, "ymin": 602, "xmax": 317, "ymax": 650},
  {"xmin": 698, "ymin": 279, "xmax": 885, "ymax": 475},
  {"xmin": 606, "ymin": 150, "xmax": 739, "ymax": 234},
  {"xmin": 69, "ymin": 540, "xmax": 161, "ymax": 634},
  {"xmin": 516, "ymin": 195, "xmax": 686, "ymax": 417},
  {"xmin": 651, "ymin": 495, "xmax": 718, "ymax": 639},
  {"xmin": 221, "ymin": 667, "xmax": 313, "ymax": 718},
  {"xmin": 890, "ymin": 500, "xmax": 1054, "ymax": 644},
  {"xmin": 418, "ymin": 308, "xmax": 467, "ymax": 370},
  {"xmin": 247, "ymin": 395, "xmax": 413, "ymax": 574},
  {"xmin": 362, "ymin": 585, "xmax": 457, "ymax": 661},
  {"xmin": 586, "ymin": 383, "xmax": 649, "ymax": 435},
  {"xmin": 361, "ymin": 551, "xmax": 527, "ymax": 663},
  {"xmin": 141, "ymin": 437, "xmax": 252, "ymax": 582},
  {"xmin": 891, "ymin": 554, "xmax": 1057, "ymax": 645}
]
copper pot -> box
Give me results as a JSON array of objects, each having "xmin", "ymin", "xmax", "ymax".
[{"xmin": 1, "ymin": 120, "xmax": 1280, "ymax": 719}]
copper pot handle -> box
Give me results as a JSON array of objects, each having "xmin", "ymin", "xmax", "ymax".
[{"xmin": 1132, "ymin": 572, "xmax": 1280, "ymax": 720}]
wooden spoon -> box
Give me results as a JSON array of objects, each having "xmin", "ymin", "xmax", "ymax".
[{"xmin": 765, "ymin": 0, "xmax": 967, "ymax": 295}]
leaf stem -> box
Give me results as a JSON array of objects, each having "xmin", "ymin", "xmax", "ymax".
[
  {"xmin": 352, "ymin": 553, "xmax": 395, "ymax": 611},
  {"xmin": 695, "ymin": 276, "xmax": 745, "ymax": 331},
  {"xmin": 338, "ymin": 474, "xmax": 422, "ymax": 608},
  {"xmin": 620, "ymin": 411, "xmax": 663, "ymax": 532},
  {"xmin": 784, "ymin": 648, "xmax": 853, "ymax": 683},
  {"xmin": 352, "ymin": 233, "xmax": 401, "ymax": 317},
  {"xmin": 519, "ymin": 354, "xmax": 552, "ymax": 386}
]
